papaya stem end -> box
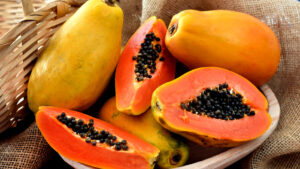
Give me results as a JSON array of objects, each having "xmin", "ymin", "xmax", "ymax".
[
  {"xmin": 168, "ymin": 23, "xmax": 178, "ymax": 36},
  {"xmin": 104, "ymin": 0, "xmax": 119, "ymax": 6},
  {"xmin": 170, "ymin": 151, "xmax": 182, "ymax": 165},
  {"xmin": 156, "ymin": 101, "xmax": 161, "ymax": 111}
]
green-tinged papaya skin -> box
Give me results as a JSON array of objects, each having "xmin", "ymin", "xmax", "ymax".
[
  {"xmin": 165, "ymin": 10, "xmax": 280, "ymax": 86},
  {"xmin": 36, "ymin": 107, "xmax": 159, "ymax": 169},
  {"xmin": 115, "ymin": 16, "xmax": 176, "ymax": 115},
  {"xmin": 152, "ymin": 67, "xmax": 271, "ymax": 147},
  {"xmin": 28, "ymin": 0, "xmax": 123, "ymax": 113},
  {"xmin": 99, "ymin": 97, "xmax": 189, "ymax": 168}
]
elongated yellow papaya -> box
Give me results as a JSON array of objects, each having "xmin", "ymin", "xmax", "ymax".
[
  {"xmin": 99, "ymin": 97, "xmax": 189, "ymax": 169},
  {"xmin": 28, "ymin": 0, "xmax": 123, "ymax": 113}
]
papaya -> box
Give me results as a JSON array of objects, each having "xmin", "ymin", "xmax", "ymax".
[
  {"xmin": 151, "ymin": 67, "xmax": 271, "ymax": 147},
  {"xmin": 115, "ymin": 16, "xmax": 176, "ymax": 115},
  {"xmin": 165, "ymin": 10, "xmax": 280, "ymax": 86},
  {"xmin": 28, "ymin": 0, "xmax": 123, "ymax": 113},
  {"xmin": 36, "ymin": 106, "xmax": 159, "ymax": 169},
  {"xmin": 99, "ymin": 97, "xmax": 189, "ymax": 168}
]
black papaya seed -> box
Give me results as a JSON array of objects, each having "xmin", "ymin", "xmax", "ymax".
[
  {"xmin": 57, "ymin": 113, "xmax": 128, "ymax": 150},
  {"xmin": 179, "ymin": 83, "xmax": 255, "ymax": 120}
]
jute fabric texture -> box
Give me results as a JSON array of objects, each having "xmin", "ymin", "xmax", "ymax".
[{"xmin": 0, "ymin": 0, "xmax": 299, "ymax": 168}]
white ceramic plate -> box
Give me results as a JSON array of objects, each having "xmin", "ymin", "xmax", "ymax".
[{"xmin": 60, "ymin": 84, "xmax": 280, "ymax": 169}]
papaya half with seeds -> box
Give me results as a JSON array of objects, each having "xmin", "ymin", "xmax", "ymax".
[
  {"xmin": 99, "ymin": 97, "xmax": 189, "ymax": 168},
  {"xmin": 36, "ymin": 107, "xmax": 159, "ymax": 169},
  {"xmin": 28, "ymin": 0, "xmax": 123, "ymax": 113},
  {"xmin": 115, "ymin": 16, "xmax": 176, "ymax": 115},
  {"xmin": 165, "ymin": 10, "xmax": 280, "ymax": 86},
  {"xmin": 151, "ymin": 67, "xmax": 271, "ymax": 147}
]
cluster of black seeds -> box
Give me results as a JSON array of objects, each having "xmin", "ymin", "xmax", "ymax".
[
  {"xmin": 56, "ymin": 112, "xmax": 128, "ymax": 151},
  {"xmin": 133, "ymin": 32, "xmax": 164, "ymax": 82},
  {"xmin": 180, "ymin": 83, "xmax": 255, "ymax": 120}
]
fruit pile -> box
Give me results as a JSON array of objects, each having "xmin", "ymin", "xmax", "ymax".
[{"xmin": 29, "ymin": 0, "xmax": 280, "ymax": 168}]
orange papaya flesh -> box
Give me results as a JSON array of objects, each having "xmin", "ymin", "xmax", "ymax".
[
  {"xmin": 115, "ymin": 16, "xmax": 176, "ymax": 115},
  {"xmin": 152, "ymin": 67, "xmax": 271, "ymax": 147},
  {"xmin": 36, "ymin": 107, "xmax": 159, "ymax": 169}
]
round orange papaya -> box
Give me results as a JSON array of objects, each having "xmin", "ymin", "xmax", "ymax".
[
  {"xmin": 151, "ymin": 67, "xmax": 271, "ymax": 147},
  {"xmin": 165, "ymin": 10, "xmax": 280, "ymax": 86},
  {"xmin": 115, "ymin": 16, "xmax": 176, "ymax": 115},
  {"xmin": 36, "ymin": 107, "xmax": 159, "ymax": 169}
]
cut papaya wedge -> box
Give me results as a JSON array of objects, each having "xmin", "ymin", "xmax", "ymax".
[
  {"xmin": 36, "ymin": 107, "xmax": 159, "ymax": 169},
  {"xmin": 152, "ymin": 67, "xmax": 271, "ymax": 147},
  {"xmin": 115, "ymin": 16, "xmax": 176, "ymax": 115}
]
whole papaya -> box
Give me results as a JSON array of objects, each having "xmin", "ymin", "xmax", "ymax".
[
  {"xmin": 28, "ymin": 0, "xmax": 123, "ymax": 113},
  {"xmin": 99, "ymin": 97, "xmax": 189, "ymax": 168},
  {"xmin": 165, "ymin": 10, "xmax": 280, "ymax": 86}
]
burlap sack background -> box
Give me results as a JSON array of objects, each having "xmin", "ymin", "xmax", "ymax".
[{"xmin": 0, "ymin": 0, "xmax": 299, "ymax": 168}]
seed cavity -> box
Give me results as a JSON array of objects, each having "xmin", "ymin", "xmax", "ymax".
[
  {"xmin": 180, "ymin": 83, "xmax": 255, "ymax": 120},
  {"xmin": 133, "ymin": 32, "xmax": 165, "ymax": 82},
  {"xmin": 56, "ymin": 112, "xmax": 129, "ymax": 151}
]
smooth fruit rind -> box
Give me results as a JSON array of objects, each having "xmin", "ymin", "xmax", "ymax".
[
  {"xmin": 165, "ymin": 10, "xmax": 280, "ymax": 86},
  {"xmin": 28, "ymin": 0, "xmax": 123, "ymax": 113}
]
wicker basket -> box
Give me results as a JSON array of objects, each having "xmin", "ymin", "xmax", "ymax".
[
  {"xmin": 0, "ymin": 0, "xmax": 85, "ymax": 133},
  {"xmin": 0, "ymin": 0, "xmax": 51, "ymax": 36}
]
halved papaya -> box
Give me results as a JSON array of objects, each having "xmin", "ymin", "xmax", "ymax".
[
  {"xmin": 115, "ymin": 16, "xmax": 176, "ymax": 115},
  {"xmin": 36, "ymin": 107, "xmax": 159, "ymax": 169},
  {"xmin": 151, "ymin": 67, "xmax": 271, "ymax": 147}
]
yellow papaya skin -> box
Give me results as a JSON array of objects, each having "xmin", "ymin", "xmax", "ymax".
[
  {"xmin": 99, "ymin": 97, "xmax": 189, "ymax": 168},
  {"xmin": 165, "ymin": 10, "xmax": 280, "ymax": 86},
  {"xmin": 28, "ymin": 0, "xmax": 123, "ymax": 113}
]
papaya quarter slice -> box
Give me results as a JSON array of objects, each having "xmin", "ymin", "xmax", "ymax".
[
  {"xmin": 152, "ymin": 67, "xmax": 271, "ymax": 147},
  {"xmin": 115, "ymin": 16, "xmax": 176, "ymax": 115},
  {"xmin": 36, "ymin": 107, "xmax": 159, "ymax": 169}
]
